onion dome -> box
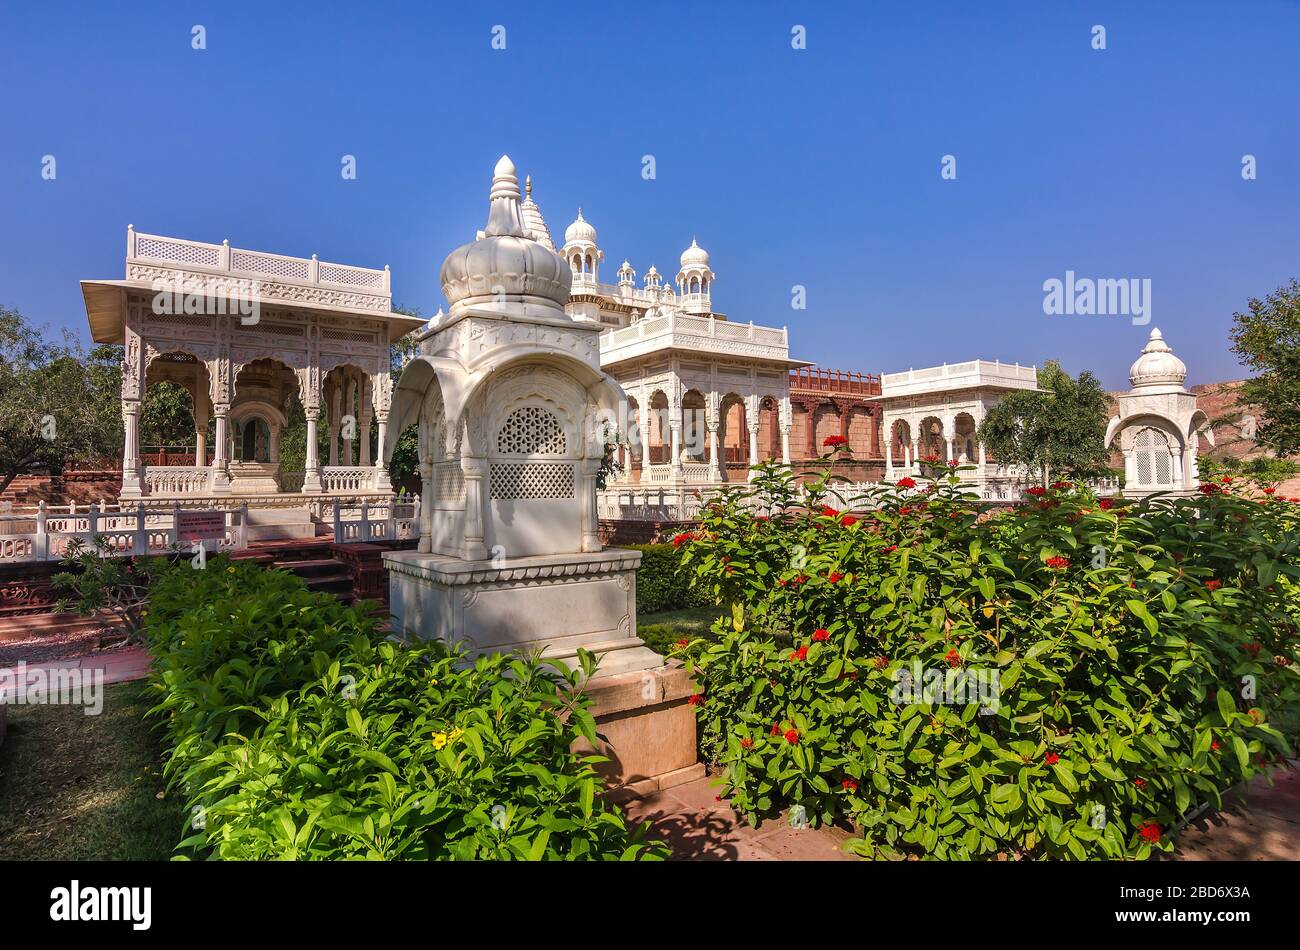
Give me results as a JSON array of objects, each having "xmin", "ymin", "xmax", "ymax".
[
  {"xmin": 1128, "ymin": 328, "xmax": 1188, "ymax": 389},
  {"xmin": 439, "ymin": 155, "xmax": 571, "ymax": 314},
  {"xmin": 680, "ymin": 237, "xmax": 710, "ymax": 268},
  {"xmin": 564, "ymin": 208, "xmax": 597, "ymax": 246}
]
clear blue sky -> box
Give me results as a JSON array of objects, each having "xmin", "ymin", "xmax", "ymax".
[{"xmin": 2, "ymin": 0, "xmax": 1298, "ymax": 389}]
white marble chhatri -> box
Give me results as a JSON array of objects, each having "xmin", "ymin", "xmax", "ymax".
[{"xmin": 382, "ymin": 156, "xmax": 662, "ymax": 675}]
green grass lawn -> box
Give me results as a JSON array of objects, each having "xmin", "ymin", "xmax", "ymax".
[
  {"xmin": 0, "ymin": 680, "xmax": 183, "ymax": 861},
  {"xmin": 637, "ymin": 605, "xmax": 726, "ymax": 655}
]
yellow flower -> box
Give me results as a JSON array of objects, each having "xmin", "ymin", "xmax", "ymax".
[{"xmin": 432, "ymin": 727, "xmax": 461, "ymax": 751}]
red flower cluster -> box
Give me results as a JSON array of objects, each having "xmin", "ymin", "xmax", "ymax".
[
  {"xmin": 947, "ymin": 459, "xmax": 958, "ymax": 468},
  {"xmin": 944, "ymin": 648, "xmax": 961, "ymax": 668},
  {"xmin": 784, "ymin": 728, "xmax": 799, "ymax": 745},
  {"xmin": 1243, "ymin": 641, "xmax": 1261, "ymax": 657},
  {"xmin": 1264, "ymin": 487, "xmax": 1277, "ymax": 495},
  {"xmin": 1026, "ymin": 486, "xmax": 1046, "ymax": 497},
  {"xmin": 687, "ymin": 693, "xmax": 705, "ymax": 706},
  {"xmin": 881, "ymin": 544, "xmax": 898, "ymax": 554},
  {"xmin": 672, "ymin": 531, "xmax": 696, "ymax": 548},
  {"xmin": 823, "ymin": 434, "xmax": 848, "ymax": 448},
  {"xmin": 812, "ymin": 628, "xmax": 830, "ymax": 642},
  {"xmin": 820, "ymin": 504, "xmax": 839, "ymax": 517},
  {"xmin": 740, "ymin": 737, "xmax": 754, "ymax": 749},
  {"xmin": 1205, "ymin": 579, "xmax": 1222, "ymax": 592},
  {"xmin": 1050, "ymin": 481, "xmax": 1073, "ymax": 491},
  {"xmin": 790, "ymin": 645, "xmax": 809, "ymax": 662},
  {"xmin": 842, "ymin": 515, "xmax": 858, "ymax": 527},
  {"xmin": 1133, "ymin": 778, "xmax": 1147, "ymax": 789},
  {"xmin": 1045, "ymin": 555, "xmax": 1070, "ymax": 570},
  {"xmin": 1138, "ymin": 823, "xmax": 1162, "ymax": 844},
  {"xmin": 873, "ymin": 655, "xmax": 889, "ymax": 669},
  {"xmin": 924, "ymin": 454, "xmax": 939, "ymax": 464},
  {"xmin": 841, "ymin": 778, "xmax": 858, "ymax": 792},
  {"xmin": 771, "ymin": 722, "xmax": 781, "ymax": 736},
  {"xmin": 674, "ymin": 638, "xmax": 689, "ymax": 649},
  {"xmin": 1045, "ymin": 752, "xmax": 1060, "ymax": 765},
  {"xmin": 1098, "ymin": 498, "xmax": 1114, "ymax": 510},
  {"xmin": 827, "ymin": 572, "xmax": 844, "ymax": 584},
  {"xmin": 1198, "ymin": 482, "xmax": 1223, "ymax": 496},
  {"xmin": 896, "ymin": 477, "xmax": 916, "ymax": 489}
]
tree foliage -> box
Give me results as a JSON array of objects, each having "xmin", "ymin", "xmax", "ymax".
[
  {"xmin": 976, "ymin": 360, "xmax": 1111, "ymax": 486},
  {"xmin": 0, "ymin": 308, "xmax": 121, "ymax": 494},
  {"xmin": 1229, "ymin": 278, "xmax": 1300, "ymax": 457}
]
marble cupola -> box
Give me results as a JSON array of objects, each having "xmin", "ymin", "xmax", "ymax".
[{"xmin": 382, "ymin": 155, "xmax": 662, "ymax": 678}]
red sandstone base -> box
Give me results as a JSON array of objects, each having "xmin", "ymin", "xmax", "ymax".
[{"xmin": 576, "ymin": 662, "xmax": 704, "ymax": 801}]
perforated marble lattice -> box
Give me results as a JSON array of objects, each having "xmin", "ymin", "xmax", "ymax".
[
  {"xmin": 496, "ymin": 406, "xmax": 567, "ymax": 456},
  {"xmin": 489, "ymin": 462, "xmax": 575, "ymax": 500}
]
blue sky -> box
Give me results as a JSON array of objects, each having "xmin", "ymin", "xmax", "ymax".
[{"xmin": 2, "ymin": 0, "xmax": 1297, "ymax": 389}]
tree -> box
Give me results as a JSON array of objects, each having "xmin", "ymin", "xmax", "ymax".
[
  {"xmin": 0, "ymin": 307, "xmax": 122, "ymax": 495},
  {"xmin": 976, "ymin": 360, "xmax": 1111, "ymax": 487},
  {"xmin": 1229, "ymin": 278, "xmax": 1300, "ymax": 457}
]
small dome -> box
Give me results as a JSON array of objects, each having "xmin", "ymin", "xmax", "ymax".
[
  {"xmin": 1128, "ymin": 328, "xmax": 1188, "ymax": 389},
  {"xmin": 646, "ymin": 265, "xmax": 659, "ymax": 277},
  {"xmin": 680, "ymin": 237, "xmax": 710, "ymax": 268},
  {"xmin": 439, "ymin": 155, "xmax": 572, "ymax": 314},
  {"xmin": 564, "ymin": 208, "xmax": 597, "ymax": 245}
]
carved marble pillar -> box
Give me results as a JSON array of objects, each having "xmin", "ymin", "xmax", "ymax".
[
  {"xmin": 211, "ymin": 405, "xmax": 232, "ymax": 494},
  {"xmin": 417, "ymin": 458, "xmax": 433, "ymax": 553},
  {"xmin": 580, "ymin": 457, "xmax": 602, "ymax": 553},
  {"xmin": 329, "ymin": 383, "xmax": 342, "ymax": 466},
  {"xmin": 669, "ymin": 420, "xmax": 683, "ymax": 480},
  {"xmin": 303, "ymin": 408, "xmax": 322, "ymax": 492},
  {"xmin": 461, "ymin": 455, "xmax": 489, "ymax": 560},
  {"xmin": 120, "ymin": 401, "xmax": 143, "ymax": 498},
  {"xmin": 343, "ymin": 376, "xmax": 357, "ymax": 466},
  {"xmin": 706, "ymin": 419, "xmax": 721, "ymax": 482}
]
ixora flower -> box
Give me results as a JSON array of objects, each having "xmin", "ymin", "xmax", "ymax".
[
  {"xmin": 819, "ymin": 504, "xmax": 839, "ymax": 517},
  {"xmin": 740, "ymin": 737, "xmax": 754, "ymax": 749},
  {"xmin": 944, "ymin": 648, "xmax": 961, "ymax": 668},
  {"xmin": 784, "ymin": 728, "xmax": 799, "ymax": 745},
  {"xmin": 841, "ymin": 778, "xmax": 859, "ymax": 792},
  {"xmin": 771, "ymin": 722, "xmax": 782, "ymax": 736},
  {"xmin": 671, "ymin": 531, "xmax": 694, "ymax": 548},
  {"xmin": 873, "ymin": 655, "xmax": 889, "ymax": 669},
  {"xmin": 947, "ymin": 459, "xmax": 959, "ymax": 468},
  {"xmin": 1264, "ymin": 487, "xmax": 1277, "ymax": 495},
  {"xmin": 812, "ymin": 628, "xmax": 830, "ymax": 641},
  {"xmin": 687, "ymin": 693, "xmax": 705, "ymax": 706},
  {"xmin": 1198, "ymin": 482, "xmax": 1223, "ymax": 495},
  {"xmin": 1137, "ymin": 822, "xmax": 1162, "ymax": 844},
  {"xmin": 1098, "ymin": 498, "xmax": 1114, "ymax": 510},
  {"xmin": 1133, "ymin": 778, "xmax": 1147, "ymax": 789},
  {"xmin": 790, "ymin": 645, "xmax": 810, "ymax": 662},
  {"xmin": 1044, "ymin": 752, "xmax": 1060, "ymax": 765},
  {"xmin": 674, "ymin": 638, "xmax": 689, "ymax": 649},
  {"xmin": 1026, "ymin": 486, "xmax": 1046, "ymax": 497},
  {"xmin": 823, "ymin": 434, "xmax": 848, "ymax": 448},
  {"xmin": 827, "ymin": 571, "xmax": 844, "ymax": 584},
  {"xmin": 881, "ymin": 544, "xmax": 898, "ymax": 554},
  {"xmin": 896, "ymin": 476, "xmax": 916, "ymax": 489},
  {"xmin": 1045, "ymin": 555, "xmax": 1070, "ymax": 570},
  {"xmin": 1205, "ymin": 579, "xmax": 1222, "ymax": 592},
  {"xmin": 842, "ymin": 515, "xmax": 858, "ymax": 527}
]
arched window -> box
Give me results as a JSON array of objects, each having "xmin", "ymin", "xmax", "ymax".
[{"xmin": 1133, "ymin": 427, "xmax": 1172, "ymax": 486}]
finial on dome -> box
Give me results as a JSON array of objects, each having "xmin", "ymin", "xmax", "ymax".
[
  {"xmin": 525, "ymin": 174, "xmax": 532, "ymax": 197},
  {"xmin": 485, "ymin": 155, "xmax": 525, "ymax": 237}
]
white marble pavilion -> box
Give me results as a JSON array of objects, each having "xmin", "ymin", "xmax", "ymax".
[{"xmin": 81, "ymin": 227, "xmax": 425, "ymax": 530}]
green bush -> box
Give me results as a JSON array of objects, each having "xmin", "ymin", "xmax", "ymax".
[
  {"xmin": 144, "ymin": 558, "xmax": 666, "ymax": 860},
  {"xmin": 630, "ymin": 543, "xmax": 714, "ymax": 614},
  {"xmin": 677, "ymin": 456, "xmax": 1300, "ymax": 860}
]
